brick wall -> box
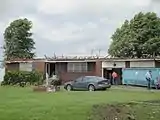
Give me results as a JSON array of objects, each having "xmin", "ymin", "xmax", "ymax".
[
  {"xmin": 6, "ymin": 63, "xmax": 19, "ymax": 71},
  {"xmin": 95, "ymin": 60, "xmax": 102, "ymax": 77},
  {"xmin": 33, "ymin": 62, "xmax": 45, "ymax": 73},
  {"xmin": 59, "ymin": 61, "xmax": 102, "ymax": 83}
]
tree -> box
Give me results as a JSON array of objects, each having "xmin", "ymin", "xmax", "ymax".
[
  {"xmin": 108, "ymin": 12, "xmax": 160, "ymax": 58},
  {"xmin": 3, "ymin": 18, "xmax": 35, "ymax": 60}
]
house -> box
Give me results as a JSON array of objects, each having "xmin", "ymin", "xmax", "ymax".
[
  {"xmin": 5, "ymin": 56, "xmax": 102, "ymax": 83},
  {"xmin": 5, "ymin": 57, "xmax": 160, "ymax": 84}
]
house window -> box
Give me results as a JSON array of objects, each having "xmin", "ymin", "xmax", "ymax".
[
  {"xmin": 19, "ymin": 62, "xmax": 33, "ymax": 72},
  {"xmin": 67, "ymin": 62, "xmax": 87, "ymax": 72}
]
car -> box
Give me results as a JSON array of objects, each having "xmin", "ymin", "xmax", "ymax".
[{"xmin": 64, "ymin": 76, "xmax": 111, "ymax": 91}]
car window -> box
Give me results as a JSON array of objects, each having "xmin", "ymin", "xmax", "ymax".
[
  {"xmin": 75, "ymin": 77, "xmax": 83, "ymax": 82},
  {"xmin": 82, "ymin": 77, "xmax": 97, "ymax": 82},
  {"xmin": 84, "ymin": 76, "xmax": 106, "ymax": 82},
  {"xmin": 82, "ymin": 77, "xmax": 90, "ymax": 82}
]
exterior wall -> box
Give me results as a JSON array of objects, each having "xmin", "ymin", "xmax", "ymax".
[
  {"xmin": 130, "ymin": 61, "xmax": 155, "ymax": 68},
  {"xmin": 0, "ymin": 62, "xmax": 5, "ymax": 82},
  {"xmin": 102, "ymin": 61, "xmax": 126, "ymax": 68},
  {"xmin": 57, "ymin": 62, "xmax": 98, "ymax": 83},
  {"xmin": 31, "ymin": 61, "xmax": 98, "ymax": 83},
  {"xmin": 155, "ymin": 61, "xmax": 160, "ymax": 67},
  {"xmin": 5, "ymin": 61, "xmax": 45, "ymax": 72},
  {"xmin": 6, "ymin": 63, "xmax": 19, "ymax": 71},
  {"xmin": 0, "ymin": 68, "xmax": 5, "ymax": 82},
  {"xmin": 33, "ymin": 62, "xmax": 45, "ymax": 73},
  {"xmin": 95, "ymin": 61, "xmax": 102, "ymax": 76}
]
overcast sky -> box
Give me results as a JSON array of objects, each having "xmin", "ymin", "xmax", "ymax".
[{"xmin": 0, "ymin": 0, "xmax": 160, "ymax": 59}]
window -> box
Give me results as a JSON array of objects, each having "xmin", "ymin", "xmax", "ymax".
[
  {"xmin": 84, "ymin": 76, "xmax": 105, "ymax": 82},
  {"xmin": 19, "ymin": 62, "xmax": 32, "ymax": 72},
  {"xmin": 75, "ymin": 77, "xmax": 83, "ymax": 82},
  {"xmin": 67, "ymin": 62, "xmax": 87, "ymax": 72}
]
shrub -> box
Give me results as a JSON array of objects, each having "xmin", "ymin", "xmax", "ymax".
[
  {"xmin": 1, "ymin": 71, "xmax": 43, "ymax": 86},
  {"xmin": 51, "ymin": 79, "xmax": 61, "ymax": 86},
  {"xmin": 49, "ymin": 75, "xmax": 61, "ymax": 86}
]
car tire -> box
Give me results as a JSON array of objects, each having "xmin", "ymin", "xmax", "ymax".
[
  {"xmin": 102, "ymin": 88, "xmax": 107, "ymax": 91},
  {"xmin": 66, "ymin": 84, "xmax": 72, "ymax": 91},
  {"xmin": 88, "ymin": 85, "xmax": 95, "ymax": 91}
]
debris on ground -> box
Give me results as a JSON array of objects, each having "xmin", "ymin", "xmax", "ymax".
[{"xmin": 89, "ymin": 100, "xmax": 160, "ymax": 120}]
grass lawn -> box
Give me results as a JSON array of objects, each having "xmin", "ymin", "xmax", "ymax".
[{"xmin": 0, "ymin": 87, "xmax": 160, "ymax": 120}]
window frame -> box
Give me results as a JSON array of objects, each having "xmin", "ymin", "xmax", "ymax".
[{"xmin": 67, "ymin": 62, "xmax": 88, "ymax": 72}]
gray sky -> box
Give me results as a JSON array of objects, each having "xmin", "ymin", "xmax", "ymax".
[{"xmin": 0, "ymin": 0, "xmax": 160, "ymax": 59}]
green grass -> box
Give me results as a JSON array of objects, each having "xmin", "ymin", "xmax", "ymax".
[{"xmin": 0, "ymin": 87, "xmax": 160, "ymax": 120}]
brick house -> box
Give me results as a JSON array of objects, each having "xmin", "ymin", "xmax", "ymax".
[
  {"xmin": 5, "ymin": 57, "xmax": 102, "ymax": 83},
  {"xmin": 5, "ymin": 57, "xmax": 160, "ymax": 84}
]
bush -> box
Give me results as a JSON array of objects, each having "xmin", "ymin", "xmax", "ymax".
[
  {"xmin": 51, "ymin": 79, "xmax": 61, "ymax": 86},
  {"xmin": 1, "ymin": 71, "xmax": 43, "ymax": 86}
]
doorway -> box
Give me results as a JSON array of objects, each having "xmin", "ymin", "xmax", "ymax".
[
  {"xmin": 112, "ymin": 68, "xmax": 122, "ymax": 85},
  {"xmin": 46, "ymin": 63, "xmax": 56, "ymax": 77},
  {"xmin": 103, "ymin": 68, "xmax": 122, "ymax": 85}
]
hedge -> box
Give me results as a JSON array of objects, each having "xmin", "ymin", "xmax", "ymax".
[{"xmin": 1, "ymin": 71, "xmax": 43, "ymax": 86}]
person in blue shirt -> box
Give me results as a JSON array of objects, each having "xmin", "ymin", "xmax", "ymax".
[{"xmin": 145, "ymin": 70, "xmax": 152, "ymax": 90}]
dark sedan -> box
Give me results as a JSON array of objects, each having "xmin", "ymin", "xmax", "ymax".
[{"xmin": 64, "ymin": 76, "xmax": 111, "ymax": 91}]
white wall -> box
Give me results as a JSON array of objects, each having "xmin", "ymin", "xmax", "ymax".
[
  {"xmin": 102, "ymin": 61, "xmax": 125, "ymax": 68},
  {"xmin": 0, "ymin": 68, "xmax": 5, "ymax": 82},
  {"xmin": 130, "ymin": 61, "xmax": 155, "ymax": 68}
]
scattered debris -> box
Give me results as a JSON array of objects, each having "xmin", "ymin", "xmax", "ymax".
[{"xmin": 89, "ymin": 100, "xmax": 160, "ymax": 120}]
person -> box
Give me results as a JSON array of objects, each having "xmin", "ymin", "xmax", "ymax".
[
  {"xmin": 145, "ymin": 70, "xmax": 152, "ymax": 90},
  {"xmin": 112, "ymin": 71, "xmax": 118, "ymax": 85},
  {"xmin": 155, "ymin": 76, "xmax": 160, "ymax": 89}
]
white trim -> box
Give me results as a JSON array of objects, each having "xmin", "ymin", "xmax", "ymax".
[
  {"xmin": 102, "ymin": 68, "xmax": 104, "ymax": 77},
  {"xmin": 6, "ymin": 61, "xmax": 33, "ymax": 63},
  {"xmin": 104, "ymin": 59, "xmax": 156, "ymax": 62},
  {"xmin": 46, "ymin": 60, "xmax": 97, "ymax": 63},
  {"xmin": 102, "ymin": 61, "xmax": 125, "ymax": 68},
  {"xmin": 5, "ymin": 58, "xmax": 160, "ymax": 64}
]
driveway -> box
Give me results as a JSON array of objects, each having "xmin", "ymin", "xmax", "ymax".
[{"xmin": 111, "ymin": 85, "xmax": 160, "ymax": 92}]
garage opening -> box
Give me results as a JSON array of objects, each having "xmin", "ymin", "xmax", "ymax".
[{"xmin": 103, "ymin": 68, "xmax": 122, "ymax": 85}]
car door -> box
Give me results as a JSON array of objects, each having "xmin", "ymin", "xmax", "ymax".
[
  {"xmin": 72, "ymin": 77, "xmax": 84, "ymax": 90},
  {"xmin": 81, "ymin": 77, "xmax": 90, "ymax": 89}
]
